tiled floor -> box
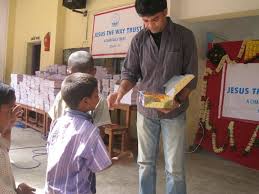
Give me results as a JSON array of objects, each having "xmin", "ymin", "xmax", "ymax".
[{"xmin": 9, "ymin": 127, "xmax": 259, "ymax": 194}]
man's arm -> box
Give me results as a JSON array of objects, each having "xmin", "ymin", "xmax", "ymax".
[
  {"xmin": 93, "ymin": 97, "xmax": 111, "ymax": 127},
  {"xmin": 175, "ymin": 87, "xmax": 192, "ymax": 104},
  {"xmin": 174, "ymin": 29, "xmax": 198, "ymax": 105},
  {"xmin": 48, "ymin": 92, "xmax": 62, "ymax": 121},
  {"xmin": 107, "ymin": 80, "xmax": 135, "ymax": 108},
  {"xmin": 182, "ymin": 30, "xmax": 198, "ymax": 91},
  {"xmin": 116, "ymin": 80, "xmax": 135, "ymax": 102}
]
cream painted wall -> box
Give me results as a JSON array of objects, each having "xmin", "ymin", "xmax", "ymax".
[
  {"xmin": 0, "ymin": 0, "xmax": 9, "ymax": 81},
  {"xmin": 54, "ymin": 0, "xmax": 65, "ymax": 64},
  {"xmin": 61, "ymin": 0, "xmax": 140, "ymax": 54},
  {"xmin": 6, "ymin": 0, "xmax": 136, "ymax": 81},
  {"xmin": 62, "ymin": 0, "xmax": 135, "ymax": 49},
  {"xmin": 171, "ymin": 0, "xmax": 259, "ymax": 22},
  {"xmin": 63, "ymin": 8, "xmax": 88, "ymax": 49},
  {"xmin": 5, "ymin": 0, "xmax": 16, "ymax": 82},
  {"xmin": 7, "ymin": 0, "xmax": 59, "ymax": 79}
]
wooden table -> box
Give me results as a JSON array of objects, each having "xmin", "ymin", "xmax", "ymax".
[{"xmin": 17, "ymin": 103, "xmax": 48, "ymax": 136}]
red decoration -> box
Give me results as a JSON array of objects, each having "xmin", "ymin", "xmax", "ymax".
[{"xmin": 194, "ymin": 41, "xmax": 259, "ymax": 170}]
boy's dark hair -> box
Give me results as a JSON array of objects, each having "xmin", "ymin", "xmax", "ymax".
[
  {"xmin": 135, "ymin": 0, "xmax": 167, "ymax": 16},
  {"xmin": 61, "ymin": 73, "xmax": 97, "ymax": 109},
  {"xmin": 0, "ymin": 83, "xmax": 16, "ymax": 107},
  {"xmin": 68, "ymin": 51, "xmax": 94, "ymax": 73}
]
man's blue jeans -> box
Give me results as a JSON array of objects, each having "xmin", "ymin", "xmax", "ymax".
[{"xmin": 137, "ymin": 112, "xmax": 186, "ymax": 194}]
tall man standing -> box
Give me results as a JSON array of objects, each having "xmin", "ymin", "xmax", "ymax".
[{"xmin": 107, "ymin": 0, "xmax": 198, "ymax": 194}]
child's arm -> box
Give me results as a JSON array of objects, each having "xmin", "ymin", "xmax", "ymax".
[
  {"xmin": 1, "ymin": 105, "xmax": 22, "ymax": 151},
  {"xmin": 10, "ymin": 105, "xmax": 23, "ymax": 125},
  {"xmin": 48, "ymin": 92, "xmax": 66, "ymax": 122},
  {"xmin": 88, "ymin": 134, "xmax": 112, "ymax": 173},
  {"xmin": 92, "ymin": 97, "xmax": 111, "ymax": 127}
]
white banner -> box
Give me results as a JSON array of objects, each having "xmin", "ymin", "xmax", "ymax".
[
  {"xmin": 219, "ymin": 63, "xmax": 259, "ymax": 122},
  {"xmin": 91, "ymin": 5, "xmax": 143, "ymax": 58}
]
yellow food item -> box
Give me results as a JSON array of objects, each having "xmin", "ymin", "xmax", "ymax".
[
  {"xmin": 139, "ymin": 74, "xmax": 195, "ymax": 109},
  {"xmin": 141, "ymin": 92, "xmax": 173, "ymax": 109}
]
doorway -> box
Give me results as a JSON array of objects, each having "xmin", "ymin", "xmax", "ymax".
[{"xmin": 26, "ymin": 41, "xmax": 41, "ymax": 75}]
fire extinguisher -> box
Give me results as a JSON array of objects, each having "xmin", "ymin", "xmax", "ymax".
[{"xmin": 44, "ymin": 32, "xmax": 50, "ymax": 51}]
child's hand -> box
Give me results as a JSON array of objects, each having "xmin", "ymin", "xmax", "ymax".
[
  {"xmin": 1, "ymin": 105, "xmax": 23, "ymax": 145},
  {"xmin": 9, "ymin": 105, "xmax": 23, "ymax": 127},
  {"xmin": 17, "ymin": 183, "xmax": 36, "ymax": 194}
]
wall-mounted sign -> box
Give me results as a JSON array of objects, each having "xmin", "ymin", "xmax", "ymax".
[
  {"xmin": 219, "ymin": 63, "xmax": 259, "ymax": 123},
  {"xmin": 91, "ymin": 5, "xmax": 143, "ymax": 58}
]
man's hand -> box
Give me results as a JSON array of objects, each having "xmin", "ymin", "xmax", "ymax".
[
  {"xmin": 107, "ymin": 80, "xmax": 135, "ymax": 109},
  {"xmin": 17, "ymin": 183, "xmax": 36, "ymax": 194},
  {"xmin": 157, "ymin": 99, "xmax": 180, "ymax": 114},
  {"xmin": 158, "ymin": 88, "xmax": 191, "ymax": 114},
  {"xmin": 107, "ymin": 92, "xmax": 122, "ymax": 109}
]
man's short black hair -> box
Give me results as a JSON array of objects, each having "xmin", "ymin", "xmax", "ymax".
[
  {"xmin": 0, "ymin": 83, "xmax": 16, "ymax": 107},
  {"xmin": 61, "ymin": 73, "xmax": 97, "ymax": 109},
  {"xmin": 135, "ymin": 0, "xmax": 167, "ymax": 16}
]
